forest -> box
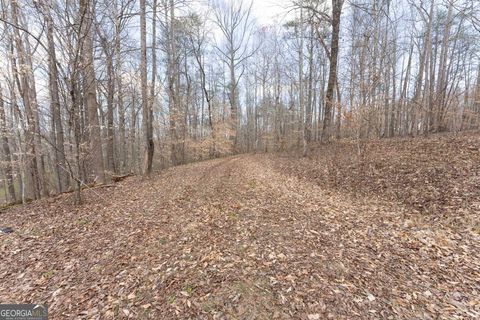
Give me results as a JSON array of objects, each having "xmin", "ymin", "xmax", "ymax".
[
  {"xmin": 0, "ymin": 0, "xmax": 478, "ymax": 203},
  {"xmin": 0, "ymin": 0, "xmax": 479, "ymax": 319}
]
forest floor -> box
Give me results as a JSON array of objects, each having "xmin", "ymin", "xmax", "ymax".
[{"xmin": 1, "ymin": 132, "xmax": 479, "ymax": 319}]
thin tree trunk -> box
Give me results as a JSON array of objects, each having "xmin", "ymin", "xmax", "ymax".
[
  {"xmin": 307, "ymin": 32, "xmax": 315, "ymax": 144},
  {"xmin": 167, "ymin": 0, "xmax": 179, "ymax": 165},
  {"xmin": 11, "ymin": 1, "xmax": 41, "ymax": 199},
  {"xmin": 114, "ymin": 0, "xmax": 126, "ymax": 173},
  {"xmin": 411, "ymin": 0, "xmax": 435, "ymax": 135},
  {"xmin": 140, "ymin": 0, "xmax": 153, "ymax": 175},
  {"xmin": 44, "ymin": 2, "xmax": 70, "ymax": 192},
  {"xmin": 106, "ymin": 49, "xmax": 116, "ymax": 174},
  {"xmin": 0, "ymin": 86, "xmax": 16, "ymax": 202},
  {"xmin": 321, "ymin": 0, "xmax": 344, "ymax": 142},
  {"xmin": 389, "ymin": 36, "xmax": 397, "ymax": 137},
  {"xmin": 80, "ymin": 0, "xmax": 106, "ymax": 184},
  {"xmin": 435, "ymin": 1, "xmax": 453, "ymax": 132}
]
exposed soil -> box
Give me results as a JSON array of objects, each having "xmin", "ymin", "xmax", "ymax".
[{"xmin": 1, "ymin": 133, "xmax": 479, "ymax": 319}]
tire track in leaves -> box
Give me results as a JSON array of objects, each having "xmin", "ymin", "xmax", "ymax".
[{"xmin": 0, "ymin": 155, "xmax": 478, "ymax": 319}]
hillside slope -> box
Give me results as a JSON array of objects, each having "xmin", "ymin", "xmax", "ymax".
[
  {"xmin": 276, "ymin": 131, "xmax": 480, "ymax": 229},
  {"xmin": 0, "ymin": 136, "xmax": 479, "ymax": 319}
]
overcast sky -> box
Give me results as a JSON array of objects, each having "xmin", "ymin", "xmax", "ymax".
[{"xmin": 249, "ymin": 0, "xmax": 292, "ymax": 26}]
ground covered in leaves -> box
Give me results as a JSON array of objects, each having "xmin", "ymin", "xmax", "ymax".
[{"xmin": 1, "ymin": 132, "xmax": 479, "ymax": 319}]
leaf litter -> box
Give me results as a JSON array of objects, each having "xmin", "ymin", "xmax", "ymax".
[{"xmin": 0, "ymin": 132, "xmax": 479, "ymax": 319}]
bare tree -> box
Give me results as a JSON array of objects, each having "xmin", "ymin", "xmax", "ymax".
[
  {"xmin": 0, "ymin": 0, "xmax": 478, "ymax": 205},
  {"xmin": 40, "ymin": 0, "xmax": 70, "ymax": 193},
  {"xmin": 0, "ymin": 85, "xmax": 16, "ymax": 202},
  {"xmin": 80, "ymin": 0, "xmax": 106, "ymax": 184},
  {"xmin": 10, "ymin": 0, "xmax": 45, "ymax": 199},
  {"xmin": 322, "ymin": 0, "xmax": 344, "ymax": 142},
  {"xmin": 212, "ymin": 0, "xmax": 257, "ymax": 152}
]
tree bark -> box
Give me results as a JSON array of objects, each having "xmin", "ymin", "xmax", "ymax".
[
  {"xmin": 80, "ymin": 0, "xmax": 106, "ymax": 184},
  {"xmin": 0, "ymin": 86, "xmax": 16, "ymax": 203},
  {"xmin": 114, "ymin": 0, "xmax": 126, "ymax": 173},
  {"xmin": 106, "ymin": 48, "xmax": 116, "ymax": 174},
  {"xmin": 167, "ymin": 0, "xmax": 180, "ymax": 166},
  {"xmin": 321, "ymin": 0, "xmax": 344, "ymax": 142},
  {"xmin": 140, "ymin": 0, "xmax": 154, "ymax": 176},
  {"xmin": 435, "ymin": 1, "xmax": 453, "ymax": 132},
  {"xmin": 11, "ymin": 1, "xmax": 42, "ymax": 199},
  {"xmin": 44, "ymin": 2, "xmax": 70, "ymax": 192}
]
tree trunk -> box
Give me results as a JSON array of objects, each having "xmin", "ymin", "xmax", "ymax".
[
  {"xmin": 0, "ymin": 86, "xmax": 16, "ymax": 203},
  {"xmin": 305, "ymin": 26, "xmax": 314, "ymax": 144},
  {"xmin": 80, "ymin": 0, "xmax": 106, "ymax": 184},
  {"xmin": 230, "ymin": 54, "xmax": 238, "ymax": 152},
  {"xmin": 435, "ymin": 1, "xmax": 453, "ymax": 132},
  {"xmin": 114, "ymin": 0, "xmax": 126, "ymax": 173},
  {"xmin": 167, "ymin": 0, "xmax": 180, "ymax": 166},
  {"xmin": 140, "ymin": 0, "xmax": 154, "ymax": 175},
  {"xmin": 106, "ymin": 50, "xmax": 116, "ymax": 174},
  {"xmin": 411, "ymin": 0, "xmax": 435, "ymax": 135},
  {"xmin": 44, "ymin": 3, "xmax": 70, "ymax": 192},
  {"xmin": 11, "ymin": 1, "xmax": 42, "ymax": 199},
  {"xmin": 321, "ymin": 0, "xmax": 343, "ymax": 142},
  {"xmin": 298, "ymin": 4, "xmax": 306, "ymax": 155}
]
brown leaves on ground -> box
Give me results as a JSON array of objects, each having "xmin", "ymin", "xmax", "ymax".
[
  {"xmin": 278, "ymin": 131, "xmax": 480, "ymax": 230},
  {"xmin": 1, "ymin": 132, "xmax": 479, "ymax": 319}
]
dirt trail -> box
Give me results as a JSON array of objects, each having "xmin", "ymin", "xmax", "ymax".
[{"xmin": 1, "ymin": 155, "xmax": 479, "ymax": 319}]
